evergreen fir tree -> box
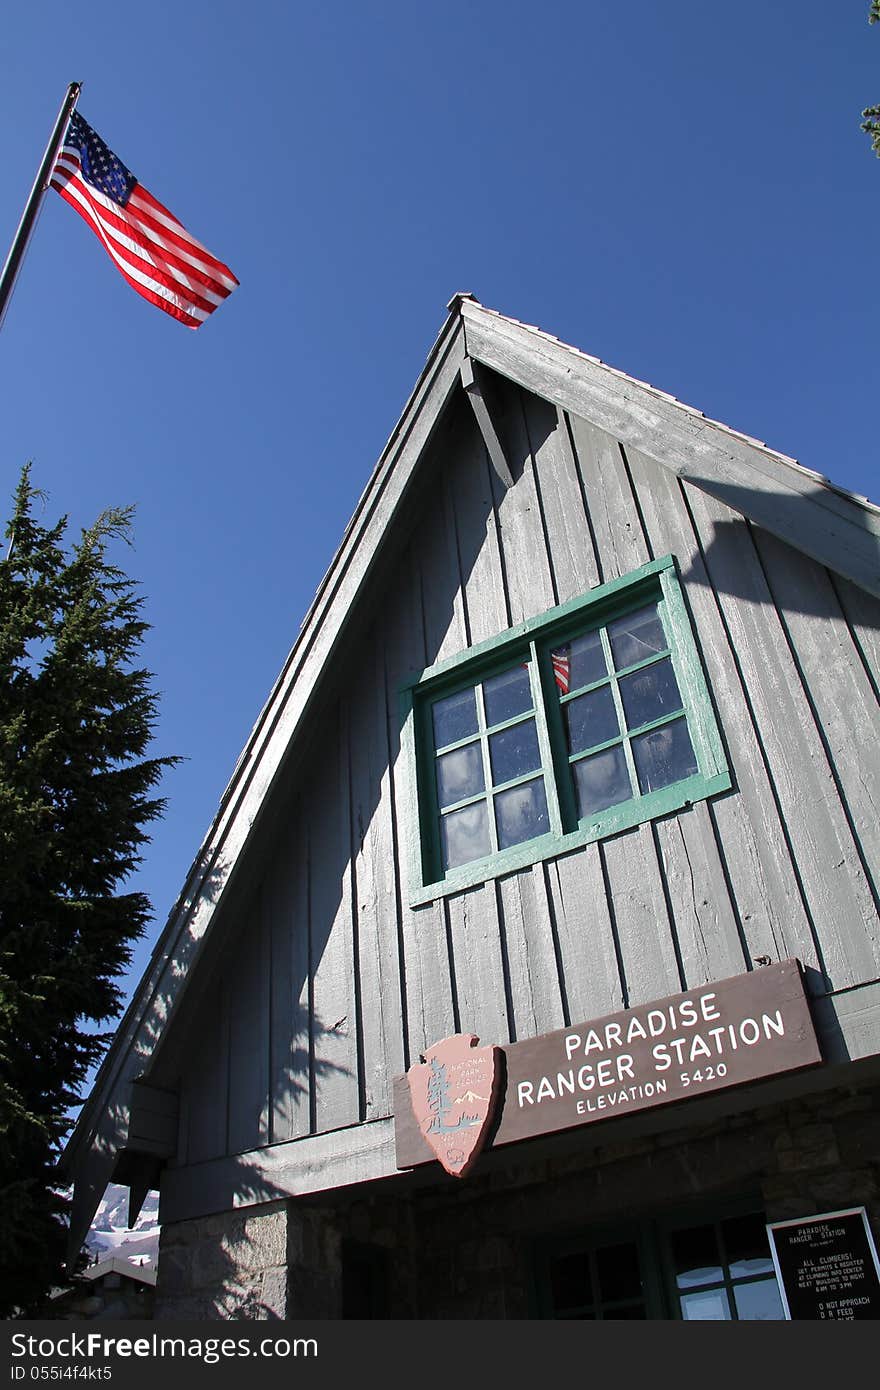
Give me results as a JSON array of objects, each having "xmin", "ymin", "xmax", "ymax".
[
  {"xmin": 426, "ymin": 1058, "xmax": 450, "ymax": 1132},
  {"xmin": 0, "ymin": 465, "xmax": 177, "ymax": 1315},
  {"xmin": 863, "ymin": 2, "xmax": 880, "ymax": 157}
]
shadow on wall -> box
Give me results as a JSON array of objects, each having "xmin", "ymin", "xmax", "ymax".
[
  {"xmin": 677, "ymin": 474, "xmax": 880, "ymax": 627},
  {"xmin": 153, "ymin": 385, "xmax": 880, "ymax": 1171},
  {"xmin": 88, "ymin": 384, "xmax": 880, "ymax": 1316},
  {"xmin": 150, "ymin": 389, "xmax": 511, "ymax": 1162},
  {"xmin": 151, "ymin": 1148, "xmax": 400, "ymax": 1320},
  {"xmin": 152, "ymin": 1162, "xmax": 295, "ymax": 1320},
  {"xmin": 135, "ymin": 389, "xmax": 530, "ymax": 1318},
  {"xmin": 152, "ymin": 1152, "xmax": 423, "ymax": 1320}
]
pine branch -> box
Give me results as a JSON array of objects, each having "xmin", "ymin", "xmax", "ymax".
[
  {"xmin": 863, "ymin": 104, "xmax": 880, "ymax": 157},
  {"xmin": 867, "ymin": 4, "xmax": 880, "ymax": 155}
]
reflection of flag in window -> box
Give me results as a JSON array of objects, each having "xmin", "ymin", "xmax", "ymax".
[{"xmin": 552, "ymin": 648, "xmax": 570, "ymax": 694}]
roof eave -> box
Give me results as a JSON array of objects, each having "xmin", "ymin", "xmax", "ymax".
[{"xmin": 460, "ymin": 300, "xmax": 880, "ymax": 598}]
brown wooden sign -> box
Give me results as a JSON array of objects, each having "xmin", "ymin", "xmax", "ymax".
[
  {"xmin": 395, "ymin": 959, "xmax": 821, "ymax": 1173},
  {"xmin": 404, "ymin": 1033, "xmax": 501, "ymax": 1177}
]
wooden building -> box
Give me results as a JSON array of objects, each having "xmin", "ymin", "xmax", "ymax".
[
  {"xmin": 62, "ymin": 296, "xmax": 880, "ymax": 1320},
  {"xmin": 49, "ymin": 1257, "xmax": 156, "ymax": 1321}
]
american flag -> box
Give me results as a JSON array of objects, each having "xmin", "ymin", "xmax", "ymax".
[
  {"xmin": 50, "ymin": 111, "xmax": 238, "ymax": 328},
  {"xmin": 551, "ymin": 648, "xmax": 570, "ymax": 694}
]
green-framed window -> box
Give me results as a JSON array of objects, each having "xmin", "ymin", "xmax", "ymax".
[
  {"xmin": 533, "ymin": 1202, "xmax": 785, "ymax": 1320},
  {"xmin": 401, "ymin": 556, "xmax": 731, "ymax": 904},
  {"xmin": 662, "ymin": 1209, "xmax": 785, "ymax": 1321},
  {"xmin": 534, "ymin": 1223, "xmax": 665, "ymax": 1319}
]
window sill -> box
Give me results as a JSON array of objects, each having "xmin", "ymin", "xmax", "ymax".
[{"xmin": 408, "ymin": 768, "xmax": 732, "ymax": 907}]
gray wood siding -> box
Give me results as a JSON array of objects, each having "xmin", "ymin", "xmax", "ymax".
[
  {"xmin": 176, "ymin": 384, "xmax": 880, "ymax": 1163},
  {"xmin": 266, "ymin": 820, "xmax": 311, "ymax": 1144}
]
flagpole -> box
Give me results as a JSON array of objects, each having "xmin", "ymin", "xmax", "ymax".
[{"xmin": 0, "ymin": 81, "xmax": 82, "ymax": 330}]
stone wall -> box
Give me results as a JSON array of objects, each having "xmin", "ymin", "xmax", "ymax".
[
  {"xmin": 155, "ymin": 1202, "xmax": 289, "ymax": 1320},
  {"xmin": 399, "ymin": 1083, "xmax": 880, "ymax": 1318},
  {"xmin": 154, "ymin": 1082, "xmax": 880, "ymax": 1319}
]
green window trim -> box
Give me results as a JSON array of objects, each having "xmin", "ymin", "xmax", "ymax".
[
  {"xmin": 531, "ymin": 1196, "xmax": 783, "ymax": 1320},
  {"xmin": 400, "ymin": 555, "xmax": 731, "ymax": 906}
]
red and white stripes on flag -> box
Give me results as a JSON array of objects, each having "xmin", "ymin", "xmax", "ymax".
[
  {"xmin": 50, "ymin": 112, "xmax": 238, "ymax": 328},
  {"xmin": 552, "ymin": 649, "xmax": 570, "ymax": 694}
]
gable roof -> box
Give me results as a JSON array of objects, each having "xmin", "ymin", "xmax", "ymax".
[
  {"xmin": 461, "ymin": 297, "xmax": 880, "ymax": 596},
  {"xmin": 81, "ymin": 1255, "xmax": 157, "ymax": 1287},
  {"xmin": 60, "ymin": 293, "xmax": 880, "ymax": 1255}
]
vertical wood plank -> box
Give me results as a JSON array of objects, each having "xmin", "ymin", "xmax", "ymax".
[
  {"xmin": 528, "ymin": 402, "xmax": 602, "ymax": 604},
  {"xmin": 685, "ymin": 482, "xmax": 880, "ymax": 988},
  {"xmin": 530, "ymin": 400, "xmax": 619, "ymax": 1025},
  {"xmin": 601, "ymin": 824, "xmax": 682, "ymax": 1006},
  {"xmin": 182, "ymin": 977, "xmax": 228, "ymax": 1163},
  {"xmin": 545, "ymin": 845, "xmax": 626, "ymax": 1024},
  {"xmin": 625, "ymin": 443, "xmax": 816, "ymax": 975},
  {"xmin": 349, "ymin": 624, "xmax": 406, "ymax": 1121},
  {"xmin": 565, "ymin": 420, "xmax": 685, "ymax": 1006},
  {"xmin": 625, "ymin": 442, "xmax": 789, "ymax": 978},
  {"xmin": 498, "ymin": 865, "xmax": 566, "ymax": 1042},
  {"xmin": 751, "ymin": 527, "xmax": 880, "ymax": 918},
  {"xmin": 446, "ymin": 410, "xmax": 510, "ymax": 645},
  {"xmin": 387, "ymin": 542, "xmax": 456, "ymax": 1063},
  {"xmin": 308, "ymin": 701, "xmax": 360, "ymax": 1132},
  {"xmin": 226, "ymin": 891, "xmax": 270, "ymax": 1154},
  {"xmin": 267, "ymin": 817, "xmax": 311, "ymax": 1143},
  {"xmin": 446, "ymin": 883, "xmax": 510, "ymax": 1045},
  {"xmin": 831, "ymin": 575, "xmax": 880, "ymax": 698},
  {"xmin": 568, "ymin": 416, "xmax": 650, "ymax": 580},
  {"xmin": 418, "ymin": 468, "xmax": 469, "ymax": 667},
  {"xmin": 491, "ymin": 387, "xmax": 556, "ymax": 624},
  {"xmin": 654, "ymin": 808, "xmax": 746, "ymax": 986}
]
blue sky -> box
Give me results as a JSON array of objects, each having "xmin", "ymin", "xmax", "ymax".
[{"xmin": 1, "ymin": 1, "xmax": 878, "ymax": 1024}]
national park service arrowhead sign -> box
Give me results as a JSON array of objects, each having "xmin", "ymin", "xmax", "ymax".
[
  {"xmin": 405, "ymin": 1033, "xmax": 501, "ymax": 1177},
  {"xmin": 394, "ymin": 960, "xmax": 822, "ymax": 1175}
]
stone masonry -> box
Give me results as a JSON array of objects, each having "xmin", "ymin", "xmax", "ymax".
[{"xmin": 154, "ymin": 1081, "xmax": 880, "ymax": 1318}]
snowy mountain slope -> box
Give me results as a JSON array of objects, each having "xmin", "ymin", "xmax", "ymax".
[{"xmin": 84, "ymin": 1184, "xmax": 160, "ymax": 1268}]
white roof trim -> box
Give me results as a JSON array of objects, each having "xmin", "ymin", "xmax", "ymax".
[{"xmin": 461, "ymin": 300, "xmax": 880, "ymax": 595}]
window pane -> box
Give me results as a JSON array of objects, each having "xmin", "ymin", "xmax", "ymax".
[
  {"xmin": 608, "ymin": 605, "xmax": 665, "ymax": 670},
  {"xmin": 672, "ymin": 1225, "xmax": 722, "ymax": 1290},
  {"xmin": 432, "ymin": 687, "xmax": 478, "ymax": 749},
  {"xmin": 733, "ymin": 1278, "xmax": 785, "ymax": 1321},
  {"xmin": 441, "ymin": 801, "xmax": 491, "ymax": 870},
  {"xmin": 552, "ymin": 630, "xmax": 605, "ymax": 695},
  {"xmin": 573, "ymin": 746, "xmax": 631, "ymax": 816},
  {"xmin": 596, "ymin": 1242, "xmax": 643, "ymax": 1302},
  {"xmin": 565, "ymin": 685, "xmax": 619, "ymax": 754},
  {"xmin": 619, "ymin": 657, "xmax": 683, "ymax": 731},
  {"xmin": 484, "ymin": 664, "xmax": 532, "ymax": 726},
  {"xmin": 605, "ymin": 1304, "xmax": 647, "ymax": 1319},
  {"xmin": 632, "ymin": 718, "xmax": 698, "ymax": 794},
  {"xmin": 436, "ymin": 743, "xmax": 484, "ymax": 808},
  {"xmin": 680, "ymin": 1287, "xmax": 731, "ymax": 1320},
  {"xmin": 489, "ymin": 719, "xmax": 541, "ymax": 785},
  {"xmin": 495, "ymin": 778, "xmax": 550, "ymax": 850},
  {"xmin": 549, "ymin": 1251, "xmax": 591, "ymax": 1313},
  {"xmin": 723, "ymin": 1214, "xmax": 776, "ymax": 1280}
]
